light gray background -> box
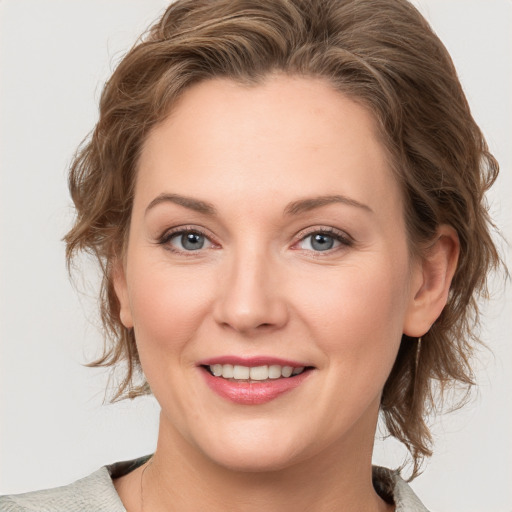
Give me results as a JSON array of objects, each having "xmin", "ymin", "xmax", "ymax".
[{"xmin": 0, "ymin": 1, "xmax": 511, "ymax": 510}]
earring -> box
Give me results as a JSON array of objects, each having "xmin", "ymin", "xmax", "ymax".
[
  {"xmin": 412, "ymin": 336, "xmax": 423, "ymax": 404},
  {"xmin": 415, "ymin": 336, "xmax": 422, "ymax": 371}
]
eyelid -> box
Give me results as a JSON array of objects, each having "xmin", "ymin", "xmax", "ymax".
[
  {"xmin": 295, "ymin": 225, "xmax": 353, "ymax": 241},
  {"xmin": 292, "ymin": 226, "xmax": 354, "ymax": 252},
  {"xmin": 157, "ymin": 224, "xmax": 354, "ymax": 255},
  {"xmin": 158, "ymin": 225, "xmax": 219, "ymax": 255}
]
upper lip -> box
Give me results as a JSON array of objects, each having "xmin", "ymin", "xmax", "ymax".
[{"xmin": 197, "ymin": 356, "xmax": 312, "ymax": 367}]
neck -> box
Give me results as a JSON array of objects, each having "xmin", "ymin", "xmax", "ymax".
[{"xmin": 138, "ymin": 414, "xmax": 392, "ymax": 512}]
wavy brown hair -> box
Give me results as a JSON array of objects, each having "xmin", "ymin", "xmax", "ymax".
[{"xmin": 64, "ymin": 0, "xmax": 501, "ymax": 478}]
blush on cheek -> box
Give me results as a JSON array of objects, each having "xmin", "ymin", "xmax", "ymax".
[
  {"xmin": 128, "ymin": 263, "xmax": 210, "ymax": 342},
  {"xmin": 294, "ymin": 260, "xmax": 406, "ymax": 361}
]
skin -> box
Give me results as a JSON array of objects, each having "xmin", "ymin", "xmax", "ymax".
[{"xmin": 113, "ymin": 75, "xmax": 459, "ymax": 511}]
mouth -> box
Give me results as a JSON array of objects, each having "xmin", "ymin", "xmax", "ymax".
[
  {"xmin": 202, "ymin": 363, "xmax": 312, "ymax": 381},
  {"xmin": 198, "ymin": 357, "xmax": 315, "ymax": 405}
]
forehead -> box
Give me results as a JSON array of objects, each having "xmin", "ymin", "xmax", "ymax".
[{"xmin": 135, "ymin": 75, "xmax": 401, "ymax": 217}]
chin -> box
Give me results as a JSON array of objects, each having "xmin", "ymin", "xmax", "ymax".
[
  {"xmin": 192, "ymin": 420, "xmax": 309, "ymax": 473},
  {"xmin": 205, "ymin": 446, "xmax": 303, "ymax": 473}
]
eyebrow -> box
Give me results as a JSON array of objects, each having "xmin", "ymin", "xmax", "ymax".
[
  {"xmin": 283, "ymin": 194, "xmax": 373, "ymax": 216},
  {"xmin": 146, "ymin": 193, "xmax": 217, "ymax": 216},
  {"xmin": 145, "ymin": 193, "xmax": 373, "ymax": 217}
]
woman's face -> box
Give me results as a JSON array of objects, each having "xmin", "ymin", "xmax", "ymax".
[{"xmin": 115, "ymin": 75, "xmax": 424, "ymax": 471}]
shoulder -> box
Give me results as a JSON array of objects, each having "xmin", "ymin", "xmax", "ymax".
[
  {"xmin": 1, "ymin": 460, "xmax": 427, "ymax": 512},
  {"xmin": 373, "ymin": 466, "xmax": 430, "ymax": 512},
  {"xmin": 0, "ymin": 466, "xmax": 125, "ymax": 512},
  {"xmin": 0, "ymin": 455, "xmax": 151, "ymax": 512}
]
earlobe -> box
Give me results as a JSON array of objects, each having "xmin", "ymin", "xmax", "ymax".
[
  {"xmin": 112, "ymin": 260, "xmax": 134, "ymax": 329},
  {"xmin": 403, "ymin": 225, "xmax": 460, "ymax": 337}
]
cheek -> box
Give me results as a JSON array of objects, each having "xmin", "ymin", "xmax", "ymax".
[
  {"xmin": 287, "ymin": 258, "xmax": 410, "ymax": 433},
  {"xmin": 126, "ymin": 257, "xmax": 214, "ymax": 354},
  {"xmin": 292, "ymin": 257, "xmax": 410, "ymax": 366}
]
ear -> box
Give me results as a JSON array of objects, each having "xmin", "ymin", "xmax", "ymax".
[
  {"xmin": 112, "ymin": 259, "xmax": 134, "ymax": 329},
  {"xmin": 403, "ymin": 225, "xmax": 460, "ymax": 337}
]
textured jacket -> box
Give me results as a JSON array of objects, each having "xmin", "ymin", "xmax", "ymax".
[{"xmin": 0, "ymin": 457, "xmax": 429, "ymax": 511}]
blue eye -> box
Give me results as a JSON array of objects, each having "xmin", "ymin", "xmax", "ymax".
[
  {"xmin": 297, "ymin": 230, "xmax": 351, "ymax": 252},
  {"xmin": 178, "ymin": 232, "xmax": 206, "ymax": 250},
  {"xmin": 163, "ymin": 230, "xmax": 212, "ymax": 252},
  {"xmin": 160, "ymin": 227, "xmax": 350, "ymax": 255},
  {"xmin": 310, "ymin": 233, "xmax": 335, "ymax": 251}
]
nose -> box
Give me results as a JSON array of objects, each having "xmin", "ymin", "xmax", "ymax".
[{"xmin": 212, "ymin": 247, "xmax": 289, "ymax": 335}]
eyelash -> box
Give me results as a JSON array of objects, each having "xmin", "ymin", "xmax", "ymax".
[
  {"xmin": 158, "ymin": 226, "xmax": 217, "ymax": 256},
  {"xmin": 295, "ymin": 227, "xmax": 354, "ymax": 255},
  {"xmin": 157, "ymin": 226, "xmax": 354, "ymax": 256}
]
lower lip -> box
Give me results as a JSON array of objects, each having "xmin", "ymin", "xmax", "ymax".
[{"xmin": 200, "ymin": 368, "xmax": 313, "ymax": 405}]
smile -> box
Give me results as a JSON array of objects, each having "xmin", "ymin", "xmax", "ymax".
[
  {"xmin": 206, "ymin": 364, "xmax": 306, "ymax": 381},
  {"xmin": 198, "ymin": 357, "xmax": 315, "ymax": 405}
]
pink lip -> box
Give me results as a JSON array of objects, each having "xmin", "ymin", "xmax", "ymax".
[
  {"xmin": 198, "ymin": 355, "xmax": 309, "ymax": 367},
  {"xmin": 199, "ymin": 366, "xmax": 313, "ymax": 406}
]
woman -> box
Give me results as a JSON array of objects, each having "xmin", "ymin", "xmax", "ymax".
[{"xmin": 0, "ymin": 0, "xmax": 507, "ymax": 510}]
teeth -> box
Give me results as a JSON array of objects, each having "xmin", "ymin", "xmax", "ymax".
[
  {"xmin": 233, "ymin": 365, "xmax": 250, "ymax": 379},
  {"xmin": 281, "ymin": 366, "xmax": 293, "ymax": 377},
  {"xmin": 211, "ymin": 364, "xmax": 222, "ymax": 377},
  {"xmin": 222, "ymin": 364, "xmax": 234, "ymax": 378},
  {"xmin": 209, "ymin": 364, "xmax": 306, "ymax": 380},
  {"xmin": 249, "ymin": 366, "xmax": 268, "ymax": 381},
  {"xmin": 268, "ymin": 365, "xmax": 281, "ymax": 379}
]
